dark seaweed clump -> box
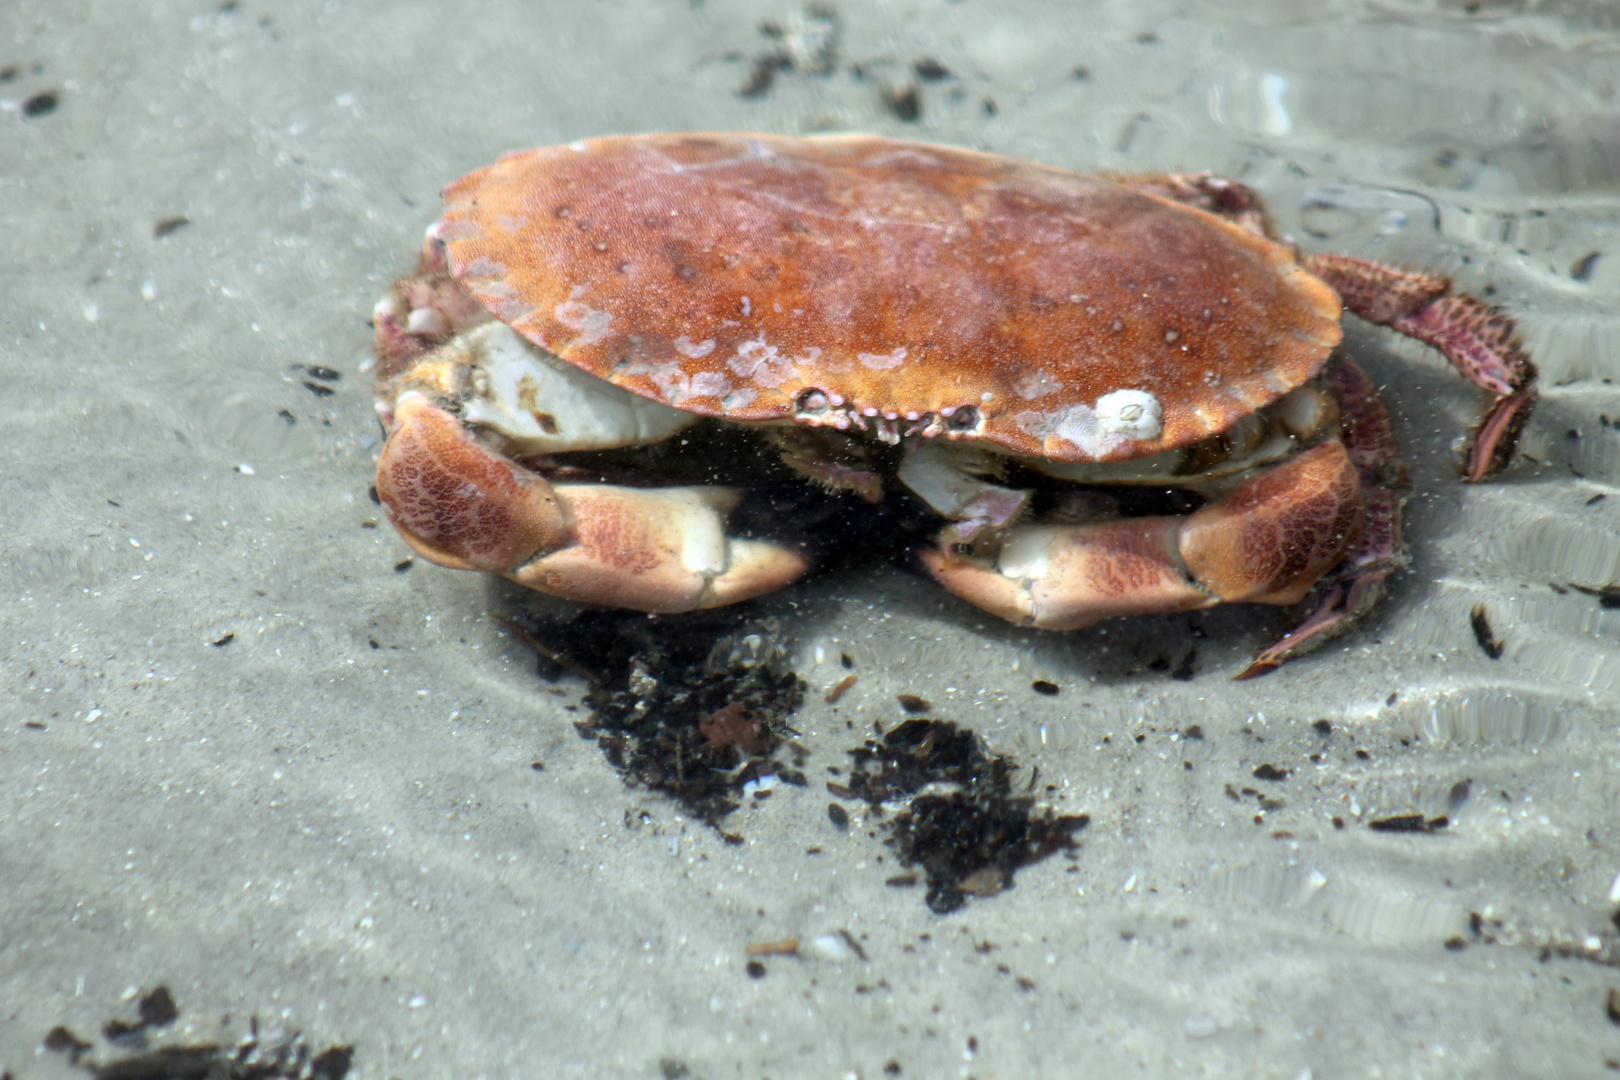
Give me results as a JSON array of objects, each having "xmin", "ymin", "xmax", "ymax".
[
  {"xmin": 43, "ymin": 985, "xmax": 352, "ymax": 1080},
  {"xmin": 838, "ymin": 719, "xmax": 1089, "ymax": 913},
  {"xmin": 517, "ymin": 609, "xmax": 806, "ymax": 834}
]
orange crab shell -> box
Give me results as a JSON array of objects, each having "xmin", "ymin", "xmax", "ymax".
[{"xmin": 436, "ymin": 133, "xmax": 1343, "ymax": 463}]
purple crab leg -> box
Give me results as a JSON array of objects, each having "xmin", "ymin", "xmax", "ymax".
[
  {"xmin": 1235, "ymin": 358, "xmax": 1409, "ymax": 679},
  {"xmin": 1303, "ymin": 253, "xmax": 1538, "ymax": 481}
]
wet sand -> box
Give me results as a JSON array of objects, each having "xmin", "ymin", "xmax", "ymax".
[{"xmin": 4, "ymin": 2, "xmax": 1619, "ymax": 1076}]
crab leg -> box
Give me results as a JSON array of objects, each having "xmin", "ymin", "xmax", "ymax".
[
  {"xmin": 1303, "ymin": 253, "xmax": 1537, "ymax": 481},
  {"xmin": 896, "ymin": 441, "xmax": 1029, "ymax": 544},
  {"xmin": 922, "ymin": 439, "xmax": 1364, "ymax": 637},
  {"xmin": 1115, "ymin": 176, "xmax": 1535, "ymax": 479},
  {"xmin": 376, "ymin": 393, "xmax": 808, "ymax": 613},
  {"xmin": 1234, "ymin": 359, "xmax": 1407, "ymax": 679},
  {"xmin": 372, "ymin": 226, "xmax": 493, "ymax": 385}
]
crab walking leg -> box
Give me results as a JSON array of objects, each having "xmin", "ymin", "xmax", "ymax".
[
  {"xmin": 896, "ymin": 441, "xmax": 1029, "ymax": 544},
  {"xmin": 1303, "ymin": 252, "xmax": 1538, "ymax": 481},
  {"xmin": 371, "ymin": 228, "xmax": 493, "ymax": 386},
  {"xmin": 1235, "ymin": 359, "xmax": 1408, "ymax": 679},
  {"xmin": 922, "ymin": 442, "xmax": 1363, "ymax": 633},
  {"xmin": 376, "ymin": 394, "xmax": 807, "ymax": 612}
]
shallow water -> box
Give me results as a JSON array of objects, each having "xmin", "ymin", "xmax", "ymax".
[{"xmin": 4, "ymin": 2, "xmax": 1619, "ymax": 1077}]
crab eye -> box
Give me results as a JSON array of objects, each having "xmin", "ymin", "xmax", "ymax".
[
  {"xmin": 795, "ymin": 388, "xmax": 830, "ymax": 414},
  {"xmin": 946, "ymin": 405, "xmax": 979, "ymax": 431}
]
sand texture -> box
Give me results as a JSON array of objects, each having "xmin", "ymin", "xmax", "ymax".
[{"xmin": 4, "ymin": 1, "xmax": 1620, "ymax": 1077}]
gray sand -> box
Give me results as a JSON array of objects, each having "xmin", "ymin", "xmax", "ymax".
[{"xmin": 4, "ymin": 1, "xmax": 1620, "ymax": 1077}]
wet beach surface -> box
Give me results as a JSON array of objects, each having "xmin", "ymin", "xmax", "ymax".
[{"xmin": 4, "ymin": 2, "xmax": 1620, "ymax": 1076}]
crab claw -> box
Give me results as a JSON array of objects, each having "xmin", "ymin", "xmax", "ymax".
[
  {"xmin": 920, "ymin": 518, "xmax": 1215, "ymax": 630},
  {"xmin": 377, "ymin": 392, "xmax": 570, "ymax": 573},
  {"xmin": 1177, "ymin": 441, "xmax": 1364, "ymax": 607},
  {"xmin": 507, "ymin": 485, "xmax": 809, "ymax": 613},
  {"xmin": 376, "ymin": 393, "xmax": 807, "ymax": 612},
  {"xmin": 923, "ymin": 442, "xmax": 1363, "ymax": 634}
]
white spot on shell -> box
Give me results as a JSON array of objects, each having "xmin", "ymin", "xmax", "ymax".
[
  {"xmin": 490, "ymin": 297, "xmax": 537, "ymax": 324},
  {"xmin": 688, "ymin": 371, "xmax": 732, "ymax": 397},
  {"xmin": 649, "ymin": 367, "xmax": 695, "ymax": 403},
  {"xmin": 554, "ymin": 285, "xmax": 613, "ymax": 346},
  {"xmin": 723, "ymin": 387, "xmax": 759, "ymax": 410},
  {"xmin": 728, "ymin": 337, "xmax": 798, "ymax": 388},
  {"xmin": 1017, "ymin": 388, "xmax": 1162, "ymax": 459},
  {"xmin": 460, "ymin": 255, "xmax": 507, "ymax": 282},
  {"xmin": 674, "ymin": 336, "xmax": 716, "ymax": 359},
  {"xmin": 857, "ymin": 347, "xmax": 908, "ymax": 370},
  {"xmin": 472, "ymin": 279, "xmax": 517, "ymax": 301},
  {"xmin": 1095, "ymin": 389, "xmax": 1162, "ymax": 441},
  {"xmin": 1016, "ymin": 370, "xmax": 1061, "ymax": 400},
  {"xmin": 740, "ymin": 296, "xmax": 752, "ymax": 317},
  {"xmin": 1043, "ymin": 406, "xmax": 1108, "ymax": 457}
]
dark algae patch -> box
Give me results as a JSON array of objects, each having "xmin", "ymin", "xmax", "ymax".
[
  {"xmin": 1369, "ymin": 812, "xmax": 1450, "ymax": 833},
  {"xmin": 101, "ymin": 985, "xmax": 178, "ymax": 1041},
  {"xmin": 44, "ymin": 986, "xmax": 353, "ymax": 1080},
  {"xmin": 505, "ymin": 612, "xmax": 1086, "ymax": 908},
  {"xmin": 507, "ymin": 609, "xmax": 805, "ymax": 834},
  {"xmin": 837, "ymin": 718, "xmax": 1089, "ymax": 913}
]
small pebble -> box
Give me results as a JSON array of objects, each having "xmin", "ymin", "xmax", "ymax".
[{"xmin": 22, "ymin": 90, "xmax": 58, "ymax": 117}]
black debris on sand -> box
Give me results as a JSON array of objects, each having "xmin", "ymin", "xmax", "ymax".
[
  {"xmin": 44, "ymin": 986, "xmax": 353, "ymax": 1080},
  {"xmin": 509, "ymin": 609, "xmax": 807, "ymax": 836},
  {"xmin": 837, "ymin": 718, "xmax": 1089, "ymax": 913}
]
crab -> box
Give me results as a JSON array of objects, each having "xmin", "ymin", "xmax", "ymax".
[{"xmin": 369, "ymin": 134, "xmax": 1537, "ymax": 678}]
